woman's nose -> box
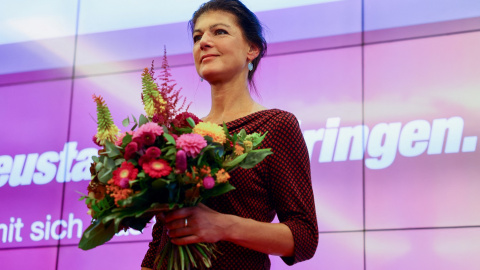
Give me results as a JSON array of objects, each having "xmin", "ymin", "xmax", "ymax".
[{"xmin": 199, "ymin": 33, "xmax": 213, "ymax": 50}]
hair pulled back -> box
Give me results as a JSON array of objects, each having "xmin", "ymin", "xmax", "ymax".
[{"xmin": 189, "ymin": 0, "xmax": 267, "ymax": 93}]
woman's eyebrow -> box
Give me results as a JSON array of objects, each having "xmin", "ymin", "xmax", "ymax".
[{"xmin": 193, "ymin": 23, "xmax": 231, "ymax": 34}]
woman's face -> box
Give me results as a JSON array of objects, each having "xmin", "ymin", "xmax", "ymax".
[{"xmin": 192, "ymin": 11, "xmax": 258, "ymax": 83}]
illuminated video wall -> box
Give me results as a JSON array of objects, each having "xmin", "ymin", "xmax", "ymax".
[{"xmin": 1, "ymin": 0, "xmax": 480, "ymax": 269}]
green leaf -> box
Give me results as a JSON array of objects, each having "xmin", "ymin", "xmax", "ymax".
[
  {"xmin": 132, "ymin": 114, "xmax": 138, "ymax": 125},
  {"xmin": 252, "ymin": 132, "xmax": 268, "ymax": 148},
  {"xmin": 118, "ymin": 189, "xmax": 148, "ymax": 208},
  {"xmin": 115, "ymin": 158, "xmax": 125, "ymax": 166},
  {"xmin": 174, "ymin": 127, "xmax": 192, "ymax": 134},
  {"xmin": 95, "ymin": 162, "xmax": 103, "ymax": 172},
  {"xmin": 122, "ymin": 133, "xmax": 133, "ymax": 146},
  {"xmin": 186, "ymin": 117, "xmax": 196, "ymax": 128},
  {"xmin": 152, "ymin": 178, "xmax": 168, "ymax": 190},
  {"xmin": 122, "ymin": 116, "xmax": 130, "ymax": 127},
  {"xmin": 239, "ymin": 149, "xmax": 273, "ymax": 169},
  {"xmin": 162, "ymin": 125, "xmax": 169, "ymax": 134},
  {"xmin": 91, "ymin": 156, "xmax": 99, "ymax": 163},
  {"xmin": 100, "ymin": 211, "xmax": 121, "ymax": 225},
  {"xmin": 139, "ymin": 114, "xmax": 148, "ymax": 127},
  {"xmin": 104, "ymin": 140, "xmax": 121, "ymax": 158},
  {"xmin": 223, "ymin": 153, "xmax": 248, "ymax": 168},
  {"xmin": 97, "ymin": 167, "xmax": 113, "ymax": 183},
  {"xmin": 222, "ymin": 122, "xmax": 233, "ymax": 140},
  {"xmin": 164, "ymin": 133, "xmax": 176, "ymax": 146},
  {"xmin": 128, "ymin": 159, "xmax": 138, "ymax": 166},
  {"xmin": 203, "ymin": 135, "xmax": 213, "ymax": 143},
  {"xmin": 201, "ymin": 183, "xmax": 236, "ymax": 200},
  {"xmin": 164, "ymin": 147, "xmax": 177, "ymax": 159},
  {"xmin": 104, "ymin": 157, "xmax": 116, "ymax": 169},
  {"xmin": 78, "ymin": 220, "xmax": 116, "ymax": 250},
  {"xmin": 237, "ymin": 129, "xmax": 247, "ymax": 140}
]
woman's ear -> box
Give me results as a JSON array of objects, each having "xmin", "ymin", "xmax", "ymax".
[{"xmin": 247, "ymin": 44, "xmax": 260, "ymax": 62}]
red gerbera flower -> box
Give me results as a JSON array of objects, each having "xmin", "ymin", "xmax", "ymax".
[
  {"xmin": 112, "ymin": 162, "xmax": 138, "ymax": 188},
  {"xmin": 143, "ymin": 159, "xmax": 172, "ymax": 178}
]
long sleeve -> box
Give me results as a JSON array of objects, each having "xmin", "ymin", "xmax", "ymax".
[{"xmin": 265, "ymin": 112, "xmax": 319, "ymax": 265}]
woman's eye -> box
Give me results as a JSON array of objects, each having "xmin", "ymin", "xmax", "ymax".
[
  {"xmin": 215, "ymin": 29, "xmax": 228, "ymax": 35},
  {"xmin": 193, "ymin": 35, "xmax": 202, "ymax": 43}
]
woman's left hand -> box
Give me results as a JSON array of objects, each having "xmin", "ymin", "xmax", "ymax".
[{"xmin": 164, "ymin": 203, "xmax": 230, "ymax": 245}]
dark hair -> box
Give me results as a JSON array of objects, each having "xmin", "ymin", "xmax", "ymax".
[{"xmin": 189, "ymin": 0, "xmax": 267, "ymax": 94}]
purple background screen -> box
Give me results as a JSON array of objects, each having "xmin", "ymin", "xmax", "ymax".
[{"xmin": 1, "ymin": 0, "xmax": 480, "ymax": 269}]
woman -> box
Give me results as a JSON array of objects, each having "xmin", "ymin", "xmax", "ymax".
[{"xmin": 141, "ymin": 1, "xmax": 318, "ymax": 269}]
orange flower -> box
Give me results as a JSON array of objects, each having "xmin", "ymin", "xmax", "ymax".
[
  {"xmin": 200, "ymin": 165, "xmax": 211, "ymax": 176},
  {"xmin": 215, "ymin": 169, "xmax": 230, "ymax": 183},
  {"xmin": 106, "ymin": 179, "xmax": 134, "ymax": 207},
  {"xmin": 234, "ymin": 144, "xmax": 244, "ymax": 156}
]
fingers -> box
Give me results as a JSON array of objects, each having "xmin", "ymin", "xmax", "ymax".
[
  {"xmin": 170, "ymin": 235, "xmax": 202, "ymax": 245},
  {"xmin": 164, "ymin": 207, "xmax": 192, "ymax": 223},
  {"xmin": 162, "ymin": 204, "xmax": 223, "ymax": 245}
]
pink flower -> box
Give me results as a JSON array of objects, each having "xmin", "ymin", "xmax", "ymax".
[
  {"xmin": 124, "ymin": 142, "xmax": 138, "ymax": 160},
  {"xmin": 132, "ymin": 122, "xmax": 163, "ymax": 146},
  {"xmin": 176, "ymin": 133, "xmax": 207, "ymax": 158},
  {"xmin": 203, "ymin": 176, "xmax": 215, "ymax": 189},
  {"xmin": 134, "ymin": 122, "xmax": 163, "ymax": 137}
]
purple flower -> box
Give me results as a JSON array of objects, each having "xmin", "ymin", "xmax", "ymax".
[{"xmin": 176, "ymin": 150, "xmax": 187, "ymax": 172}]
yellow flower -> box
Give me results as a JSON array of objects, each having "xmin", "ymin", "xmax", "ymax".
[
  {"xmin": 243, "ymin": 140, "xmax": 253, "ymax": 152},
  {"xmin": 141, "ymin": 68, "xmax": 166, "ymax": 117},
  {"xmin": 193, "ymin": 122, "xmax": 227, "ymax": 144},
  {"xmin": 93, "ymin": 94, "xmax": 120, "ymax": 145},
  {"xmin": 96, "ymin": 126, "xmax": 120, "ymax": 145}
]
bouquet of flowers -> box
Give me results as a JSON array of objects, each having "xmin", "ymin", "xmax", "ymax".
[{"xmin": 78, "ymin": 50, "xmax": 272, "ymax": 270}]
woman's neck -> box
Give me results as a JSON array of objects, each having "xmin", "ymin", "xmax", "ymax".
[{"xmin": 203, "ymin": 78, "xmax": 266, "ymax": 124}]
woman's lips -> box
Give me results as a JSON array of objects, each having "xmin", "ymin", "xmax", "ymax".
[{"xmin": 201, "ymin": 55, "xmax": 218, "ymax": 62}]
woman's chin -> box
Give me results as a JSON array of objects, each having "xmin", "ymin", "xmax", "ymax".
[{"xmin": 200, "ymin": 71, "xmax": 222, "ymax": 83}]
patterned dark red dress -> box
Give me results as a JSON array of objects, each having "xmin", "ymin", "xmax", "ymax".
[{"xmin": 141, "ymin": 109, "xmax": 318, "ymax": 269}]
